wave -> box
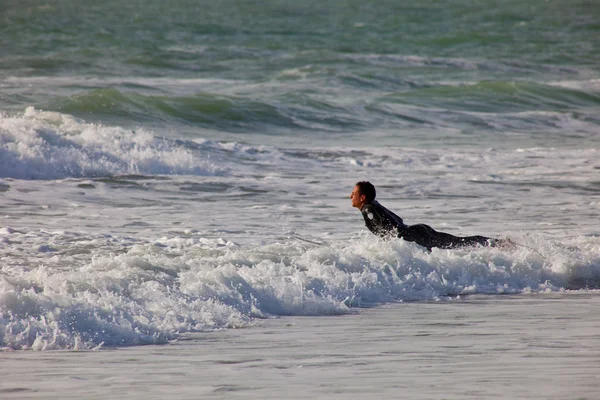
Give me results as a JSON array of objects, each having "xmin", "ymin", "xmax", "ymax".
[
  {"xmin": 1, "ymin": 229, "xmax": 599, "ymax": 350},
  {"xmin": 0, "ymin": 106, "xmax": 362, "ymax": 181},
  {"xmin": 0, "ymin": 107, "xmax": 223, "ymax": 179},
  {"xmin": 0, "ymin": 106, "xmax": 365, "ymax": 180},
  {"xmin": 42, "ymin": 81, "xmax": 600, "ymax": 140},
  {"xmin": 5, "ymin": 73, "xmax": 599, "ymax": 145},
  {"xmin": 2, "ymin": 106, "xmax": 598, "ymax": 182},
  {"xmin": 55, "ymin": 88, "xmax": 292, "ymax": 129},
  {"xmin": 51, "ymin": 88, "xmax": 363, "ymax": 133}
]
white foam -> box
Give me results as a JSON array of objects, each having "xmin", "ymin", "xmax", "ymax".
[
  {"xmin": 1, "ymin": 228, "xmax": 599, "ymax": 350},
  {"xmin": 0, "ymin": 107, "xmax": 223, "ymax": 179}
]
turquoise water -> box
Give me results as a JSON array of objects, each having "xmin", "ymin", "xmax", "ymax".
[{"xmin": 2, "ymin": 0, "xmax": 599, "ymax": 147}]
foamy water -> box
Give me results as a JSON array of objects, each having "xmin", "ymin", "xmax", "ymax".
[
  {"xmin": 2, "ymin": 222, "xmax": 599, "ymax": 350},
  {"xmin": 0, "ymin": 107, "xmax": 222, "ymax": 179}
]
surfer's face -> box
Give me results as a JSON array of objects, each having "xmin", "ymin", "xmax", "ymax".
[{"xmin": 350, "ymin": 185, "xmax": 366, "ymax": 209}]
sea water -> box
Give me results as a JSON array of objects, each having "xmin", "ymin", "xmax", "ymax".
[{"xmin": 1, "ymin": 0, "xmax": 600, "ymax": 398}]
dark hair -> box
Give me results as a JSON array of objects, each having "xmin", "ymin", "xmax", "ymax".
[{"xmin": 355, "ymin": 181, "xmax": 376, "ymax": 202}]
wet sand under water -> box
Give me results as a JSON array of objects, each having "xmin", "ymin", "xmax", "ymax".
[{"xmin": 2, "ymin": 292, "xmax": 599, "ymax": 400}]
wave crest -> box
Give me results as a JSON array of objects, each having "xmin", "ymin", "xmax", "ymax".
[{"xmin": 0, "ymin": 107, "xmax": 222, "ymax": 179}]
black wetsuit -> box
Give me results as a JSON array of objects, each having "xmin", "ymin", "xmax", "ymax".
[{"xmin": 361, "ymin": 201, "xmax": 493, "ymax": 251}]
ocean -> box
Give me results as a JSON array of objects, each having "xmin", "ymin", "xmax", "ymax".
[{"xmin": 1, "ymin": 0, "xmax": 600, "ymax": 398}]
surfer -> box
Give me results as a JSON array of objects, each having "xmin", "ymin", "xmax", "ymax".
[{"xmin": 350, "ymin": 181, "xmax": 496, "ymax": 251}]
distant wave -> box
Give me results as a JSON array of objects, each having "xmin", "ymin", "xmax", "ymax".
[
  {"xmin": 0, "ymin": 106, "xmax": 378, "ymax": 181},
  {"xmin": 28, "ymin": 78, "xmax": 600, "ymax": 141},
  {"xmin": 0, "ymin": 107, "xmax": 223, "ymax": 179},
  {"xmin": 51, "ymin": 88, "xmax": 364, "ymax": 133},
  {"xmin": 2, "ymin": 107, "xmax": 598, "ymax": 182}
]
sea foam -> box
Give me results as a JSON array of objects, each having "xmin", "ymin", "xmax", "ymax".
[
  {"xmin": 1, "ymin": 227, "xmax": 599, "ymax": 351},
  {"xmin": 0, "ymin": 107, "xmax": 222, "ymax": 180}
]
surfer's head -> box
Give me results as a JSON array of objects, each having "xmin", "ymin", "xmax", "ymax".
[{"xmin": 351, "ymin": 181, "xmax": 375, "ymax": 208}]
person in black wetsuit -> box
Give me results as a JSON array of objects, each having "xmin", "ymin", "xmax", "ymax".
[{"xmin": 350, "ymin": 181, "xmax": 495, "ymax": 251}]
